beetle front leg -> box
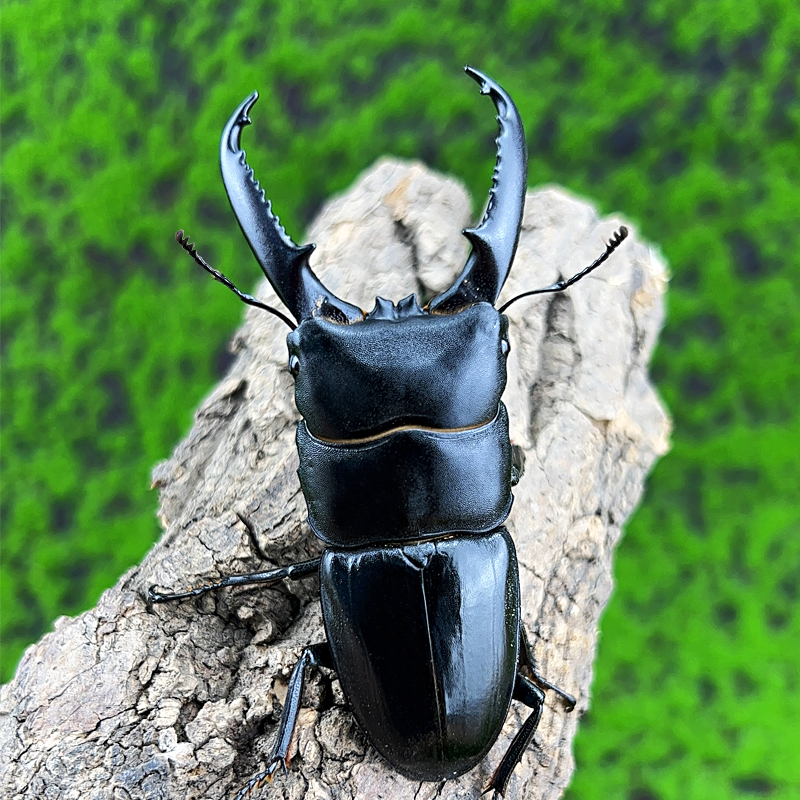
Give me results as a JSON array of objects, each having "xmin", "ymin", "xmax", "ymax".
[{"xmin": 234, "ymin": 641, "xmax": 334, "ymax": 800}]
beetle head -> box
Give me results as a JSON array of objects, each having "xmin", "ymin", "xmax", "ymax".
[
  {"xmin": 287, "ymin": 299, "xmax": 510, "ymax": 440},
  {"xmin": 220, "ymin": 68, "xmax": 525, "ymax": 440}
]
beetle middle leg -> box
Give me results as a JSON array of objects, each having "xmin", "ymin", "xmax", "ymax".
[
  {"xmin": 148, "ymin": 557, "xmax": 321, "ymax": 604},
  {"xmin": 234, "ymin": 641, "xmax": 334, "ymax": 800}
]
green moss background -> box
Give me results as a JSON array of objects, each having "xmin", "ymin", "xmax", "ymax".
[{"xmin": 2, "ymin": 1, "xmax": 798, "ymax": 797}]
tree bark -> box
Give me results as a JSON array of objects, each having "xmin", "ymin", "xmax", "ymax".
[{"xmin": 0, "ymin": 159, "xmax": 670, "ymax": 800}]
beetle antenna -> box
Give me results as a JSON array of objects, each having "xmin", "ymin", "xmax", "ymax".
[
  {"xmin": 175, "ymin": 230, "xmax": 297, "ymax": 331},
  {"xmin": 497, "ymin": 226, "xmax": 629, "ymax": 314}
]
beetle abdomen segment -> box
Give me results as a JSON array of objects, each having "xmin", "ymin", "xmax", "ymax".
[
  {"xmin": 320, "ymin": 531, "xmax": 520, "ymax": 781},
  {"xmin": 297, "ymin": 404, "xmax": 513, "ymax": 547}
]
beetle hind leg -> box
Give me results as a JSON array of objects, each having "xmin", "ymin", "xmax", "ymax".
[
  {"xmin": 484, "ymin": 625, "xmax": 577, "ymax": 797},
  {"xmin": 234, "ymin": 641, "xmax": 334, "ymax": 800},
  {"xmin": 233, "ymin": 767, "xmax": 279, "ymax": 800},
  {"xmin": 519, "ymin": 624, "xmax": 576, "ymax": 711},
  {"xmin": 484, "ymin": 674, "xmax": 545, "ymax": 798}
]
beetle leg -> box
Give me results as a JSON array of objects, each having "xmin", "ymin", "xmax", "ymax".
[
  {"xmin": 484, "ymin": 674, "xmax": 544, "ymax": 798},
  {"xmin": 519, "ymin": 624, "xmax": 576, "ymax": 711},
  {"xmin": 234, "ymin": 642, "xmax": 334, "ymax": 800},
  {"xmin": 486, "ymin": 636, "xmax": 578, "ymax": 798},
  {"xmin": 148, "ymin": 558, "xmax": 320, "ymax": 604}
]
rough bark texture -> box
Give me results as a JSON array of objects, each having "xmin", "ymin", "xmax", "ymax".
[{"xmin": 1, "ymin": 159, "xmax": 670, "ymax": 800}]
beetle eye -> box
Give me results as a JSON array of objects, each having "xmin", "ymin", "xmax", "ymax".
[
  {"xmin": 501, "ymin": 339, "xmax": 510, "ymax": 357},
  {"xmin": 289, "ymin": 355, "xmax": 300, "ymax": 377}
]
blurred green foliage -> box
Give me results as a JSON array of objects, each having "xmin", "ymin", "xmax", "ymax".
[{"xmin": 2, "ymin": 0, "xmax": 798, "ymax": 797}]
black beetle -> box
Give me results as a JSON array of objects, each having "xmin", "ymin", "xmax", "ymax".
[{"xmin": 150, "ymin": 66, "xmax": 627, "ymax": 799}]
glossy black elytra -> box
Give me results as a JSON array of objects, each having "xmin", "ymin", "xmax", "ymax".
[{"xmin": 151, "ymin": 66, "xmax": 628, "ymax": 798}]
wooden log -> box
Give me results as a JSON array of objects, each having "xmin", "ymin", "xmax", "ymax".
[{"xmin": 0, "ymin": 159, "xmax": 670, "ymax": 800}]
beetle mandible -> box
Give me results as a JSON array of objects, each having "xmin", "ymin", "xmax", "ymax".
[{"xmin": 150, "ymin": 66, "xmax": 627, "ymax": 799}]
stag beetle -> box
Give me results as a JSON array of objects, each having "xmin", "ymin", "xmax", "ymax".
[{"xmin": 150, "ymin": 66, "xmax": 627, "ymax": 798}]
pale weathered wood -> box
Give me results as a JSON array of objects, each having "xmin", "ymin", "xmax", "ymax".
[{"xmin": 0, "ymin": 159, "xmax": 670, "ymax": 800}]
